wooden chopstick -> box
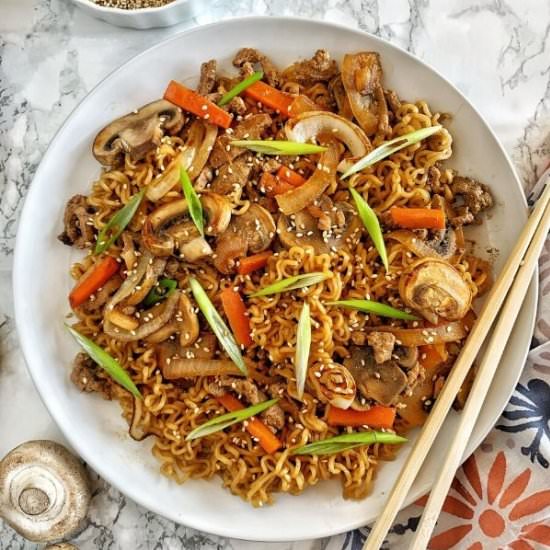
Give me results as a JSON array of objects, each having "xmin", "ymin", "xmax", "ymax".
[
  {"xmin": 409, "ymin": 194, "xmax": 550, "ymax": 549},
  {"xmin": 363, "ymin": 179, "xmax": 550, "ymax": 550}
]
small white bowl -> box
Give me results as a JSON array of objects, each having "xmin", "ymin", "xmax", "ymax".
[{"xmin": 70, "ymin": 0, "xmax": 205, "ymax": 29}]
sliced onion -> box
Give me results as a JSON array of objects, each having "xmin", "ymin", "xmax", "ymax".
[
  {"xmin": 366, "ymin": 321, "xmax": 466, "ymax": 347},
  {"xmin": 309, "ymin": 363, "xmax": 356, "ymax": 410},
  {"xmin": 162, "ymin": 358, "xmax": 242, "ymax": 379},
  {"xmin": 285, "ymin": 111, "xmax": 371, "ymax": 157}
]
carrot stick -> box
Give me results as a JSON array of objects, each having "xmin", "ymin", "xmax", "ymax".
[
  {"xmin": 219, "ymin": 287, "xmax": 253, "ymax": 347},
  {"xmin": 260, "ymin": 171, "xmax": 294, "ymax": 197},
  {"xmin": 69, "ymin": 256, "xmax": 120, "ymax": 309},
  {"xmin": 216, "ymin": 393, "xmax": 282, "ymax": 454},
  {"xmin": 164, "ymin": 80, "xmax": 233, "ymax": 129},
  {"xmin": 237, "ymin": 251, "xmax": 273, "ymax": 275},
  {"xmin": 390, "ymin": 207, "xmax": 446, "ymax": 230},
  {"xmin": 327, "ymin": 405, "xmax": 396, "ymax": 428},
  {"xmin": 244, "ymin": 81, "xmax": 294, "ymax": 117},
  {"xmin": 276, "ymin": 166, "xmax": 307, "ymax": 187}
]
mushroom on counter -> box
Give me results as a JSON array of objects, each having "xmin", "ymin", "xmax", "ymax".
[
  {"xmin": 344, "ymin": 346, "xmax": 408, "ymax": 406},
  {"xmin": 213, "ymin": 204, "xmax": 276, "ymax": 274},
  {"xmin": 0, "ymin": 441, "xmax": 90, "ymax": 543},
  {"xmin": 341, "ymin": 52, "xmax": 389, "ymax": 136},
  {"xmin": 308, "ymin": 363, "xmax": 357, "ymax": 409},
  {"xmin": 398, "ymin": 258, "xmax": 473, "ymax": 324},
  {"xmin": 93, "ymin": 99, "xmax": 184, "ymax": 167}
]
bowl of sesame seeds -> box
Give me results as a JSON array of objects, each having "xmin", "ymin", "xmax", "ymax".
[{"xmin": 71, "ymin": 0, "xmax": 205, "ymax": 29}]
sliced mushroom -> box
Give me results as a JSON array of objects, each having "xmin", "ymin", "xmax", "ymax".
[
  {"xmin": 285, "ymin": 111, "xmax": 371, "ymax": 157},
  {"xmin": 308, "ymin": 363, "xmax": 357, "ymax": 409},
  {"xmin": 341, "ymin": 52, "xmax": 389, "ymax": 136},
  {"xmin": 394, "ymin": 346, "xmax": 419, "ymax": 369},
  {"xmin": 93, "ymin": 99, "xmax": 184, "ymax": 166},
  {"xmin": 129, "ymin": 396, "xmax": 151, "ymax": 441},
  {"xmin": 278, "ymin": 200, "xmax": 361, "ymax": 254},
  {"xmin": 201, "ymin": 191, "xmax": 232, "ymax": 236},
  {"xmin": 387, "ymin": 227, "xmax": 457, "ymax": 260},
  {"xmin": 57, "ymin": 194, "xmax": 96, "ymax": 249},
  {"xmin": 0, "ymin": 441, "xmax": 90, "ymax": 542},
  {"xmin": 344, "ymin": 347, "xmax": 408, "ymax": 406},
  {"xmin": 399, "ymin": 258, "xmax": 473, "ymax": 324},
  {"xmin": 214, "ymin": 204, "xmax": 275, "ymax": 273}
]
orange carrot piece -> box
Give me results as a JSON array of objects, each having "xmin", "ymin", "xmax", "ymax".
[
  {"xmin": 69, "ymin": 256, "xmax": 120, "ymax": 309},
  {"xmin": 276, "ymin": 166, "xmax": 307, "ymax": 187},
  {"xmin": 390, "ymin": 207, "xmax": 446, "ymax": 230},
  {"xmin": 327, "ymin": 405, "xmax": 396, "ymax": 429},
  {"xmin": 287, "ymin": 94, "xmax": 326, "ymax": 116},
  {"xmin": 164, "ymin": 80, "xmax": 233, "ymax": 129},
  {"xmin": 260, "ymin": 171, "xmax": 294, "ymax": 197},
  {"xmin": 244, "ymin": 81, "xmax": 294, "ymax": 117},
  {"xmin": 237, "ymin": 251, "xmax": 273, "ymax": 275},
  {"xmin": 419, "ymin": 344, "xmax": 447, "ymax": 371},
  {"xmin": 216, "ymin": 393, "xmax": 282, "ymax": 454},
  {"xmin": 219, "ymin": 287, "xmax": 253, "ymax": 347}
]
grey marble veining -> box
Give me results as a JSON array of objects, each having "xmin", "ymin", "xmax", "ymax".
[{"xmin": 1, "ymin": 0, "xmax": 550, "ymax": 548}]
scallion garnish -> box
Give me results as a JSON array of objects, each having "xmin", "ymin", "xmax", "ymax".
[
  {"xmin": 231, "ymin": 140, "xmax": 327, "ymax": 156},
  {"xmin": 342, "ymin": 125, "xmax": 442, "ymax": 179},
  {"xmin": 292, "ymin": 431, "xmax": 407, "ymax": 456},
  {"xmin": 186, "ymin": 398, "xmax": 279, "ymax": 440},
  {"xmin": 326, "ymin": 299, "xmax": 419, "ymax": 320},
  {"xmin": 180, "ymin": 167, "xmax": 204, "ymax": 236},
  {"xmin": 218, "ymin": 71, "xmax": 264, "ymax": 106},
  {"xmin": 143, "ymin": 278, "xmax": 177, "ymax": 307},
  {"xmin": 249, "ymin": 272, "xmax": 331, "ymax": 298},
  {"xmin": 350, "ymin": 188, "xmax": 389, "ymax": 272},
  {"xmin": 295, "ymin": 303, "xmax": 311, "ymax": 399},
  {"xmin": 189, "ymin": 278, "xmax": 247, "ymax": 376},
  {"xmin": 95, "ymin": 188, "xmax": 146, "ymax": 254},
  {"xmin": 65, "ymin": 325, "xmax": 142, "ymax": 399}
]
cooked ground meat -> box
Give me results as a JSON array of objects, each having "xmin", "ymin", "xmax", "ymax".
[
  {"xmin": 197, "ymin": 59, "xmax": 217, "ymax": 95},
  {"xmin": 70, "ymin": 353, "xmax": 112, "ymax": 399},
  {"xmin": 209, "ymin": 158, "xmax": 252, "ymax": 197},
  {"xmin": 367, "ymin": 331, "xmax": 396, "ymax": 364},
  {"xmin": 233, "ymin": 48, "xmax": 281, "ymax": 87},
  {"xmin": 282, "ymin": 49, "xmax": 339, "ymax": 86},
  {"xmin": 450, "ymin": 176, "xmax": 494, "ymax": 226},
  {"xmin": 209, "ymin": 113, "xmax": 272, "ymax": 168},
  {"xmin": 227, "ymin": 96, "xmax": 247, "ymax": 115},
  {"xmin": 58, "ymin": 194, "xmax": 96, "ymax": 248}
]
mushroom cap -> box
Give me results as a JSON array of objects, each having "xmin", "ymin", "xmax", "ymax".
[
  {"xmin": 45, "ymin": 544, "xmax": 79, "ymax": 550},
  {"xmin": 0, "ymin": 440, "xmax": 90, "ymax": 543},
  {"xmin": 93, "ymin": 99, "xmax": 184, "ymax": 167}
]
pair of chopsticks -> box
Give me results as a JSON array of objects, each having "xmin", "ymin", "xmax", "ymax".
[{"xmin": 364, "ymin": 169, "xmax": 550, "ymax": 550}]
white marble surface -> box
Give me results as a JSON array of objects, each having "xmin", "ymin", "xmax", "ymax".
[{"xmin": 1, "ymin": 0, "xmax": 549, "ymax": 548}]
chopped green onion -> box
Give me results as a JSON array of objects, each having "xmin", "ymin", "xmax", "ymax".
[
  {"xmin": 326, "ymin": 299, "xmax": 419, "ymax": 320},
  {"xmin": 342, "ymin": 125, "xmax": 442, "ymax": 179},
  {"xmin": 180, "ymin": 167, "xmax": 204, "ymax": 236},
  {"xmin": 350, "ymin": 188, "xmax": 388, "ymax": 271},
  {"xmin": 189, "ymin": 278, "xmax": 247, "ymax": 376},
  {"xmin": 295, "ymin": 303, "xmax": 311, "ymax": 399},
  {"xmin": 186, "ymin": 398, "xmax": 279, "ymax": 440},
  {"xmin": 249, "ymin": 272, "xmax": 331, "ymax": 298},
  {"xmin": 143, "ymin": 278, "xmax": 177, "ymax": 307},
  {"xmin": 65, "ymin": 324, "xmax": 142, "ymax": 399},
  {"xmin": 231, "ymin": 140, "xmax": 327, "ymax": 156},
  {"xmin": 292, "ymin": 431, "xmax": 407, "ymax": 456},
  {"xmin": 95, "ymin": 188, "xmax": 146, "ymax": 254},
  {"xmin": 218, "ymin": 71, "xmax": 264, "ymax": 106}
]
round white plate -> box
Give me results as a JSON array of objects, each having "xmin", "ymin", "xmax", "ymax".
[{"xmin": 13, "ymin": 16, "xmax": 536, "ymax": 541}]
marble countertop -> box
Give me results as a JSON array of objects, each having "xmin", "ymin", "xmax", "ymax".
[{"xmin": 1, "ymin": 0, "xmax": 549, "ymax": 548}]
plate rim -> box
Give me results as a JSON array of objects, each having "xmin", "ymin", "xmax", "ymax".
[{"xmin": 12, "ymin": 15, "xmax": 537, "ymax": 541}]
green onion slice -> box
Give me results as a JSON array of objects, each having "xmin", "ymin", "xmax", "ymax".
[
  {"xmin": 295, "ymin": 303, "xmax": 311, "ymax": 399},
  {"xmin": 186, "ymin": 398, "xmax": 279, "ymax": 440},
  {"xmin": 231, "ymin": 140, "xmax": 327, "ymax": 156},
  {"xmin": 143, "ymin": 278, "xmax": 177, "ymax": 307},
  {"xmin": 180, "ymin": 167, "xmax": 204, "ymax": 236},
  {"xmin": 292, "ymin": 431, "xmax": 407, "ymax": 456},
  {"xmin": 65, "ymin": 324, "xmax": 142, "ymax": 399},
  {"xmin": 342, "ymin": 125, "xmax": 442, "ymax": 179},
  {"xmin": 350, "ymin": 188, "xmax": 389, "ymax": 272},
  {"xmin": 249, "ymin": 272, "xmax": 331, "ymax": 298},
  {"xmin": 189, "ymin": 278, "xmax": 247, "ymax": 376},
  {"xmin": 218, "ymin": 71, "xmax": 264, "ymax": 106},
  {"xmin": 95, "ymin": 188, "xmax": 146, "ymax": 254},
  {"xmin": 326, "ymin": 299, "xmax": 419, "ymax": 320}
]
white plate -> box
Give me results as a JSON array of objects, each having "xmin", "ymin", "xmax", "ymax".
[{"xmin": 13, "ymin": 17, "xmax": 536, "ymax": 542}]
